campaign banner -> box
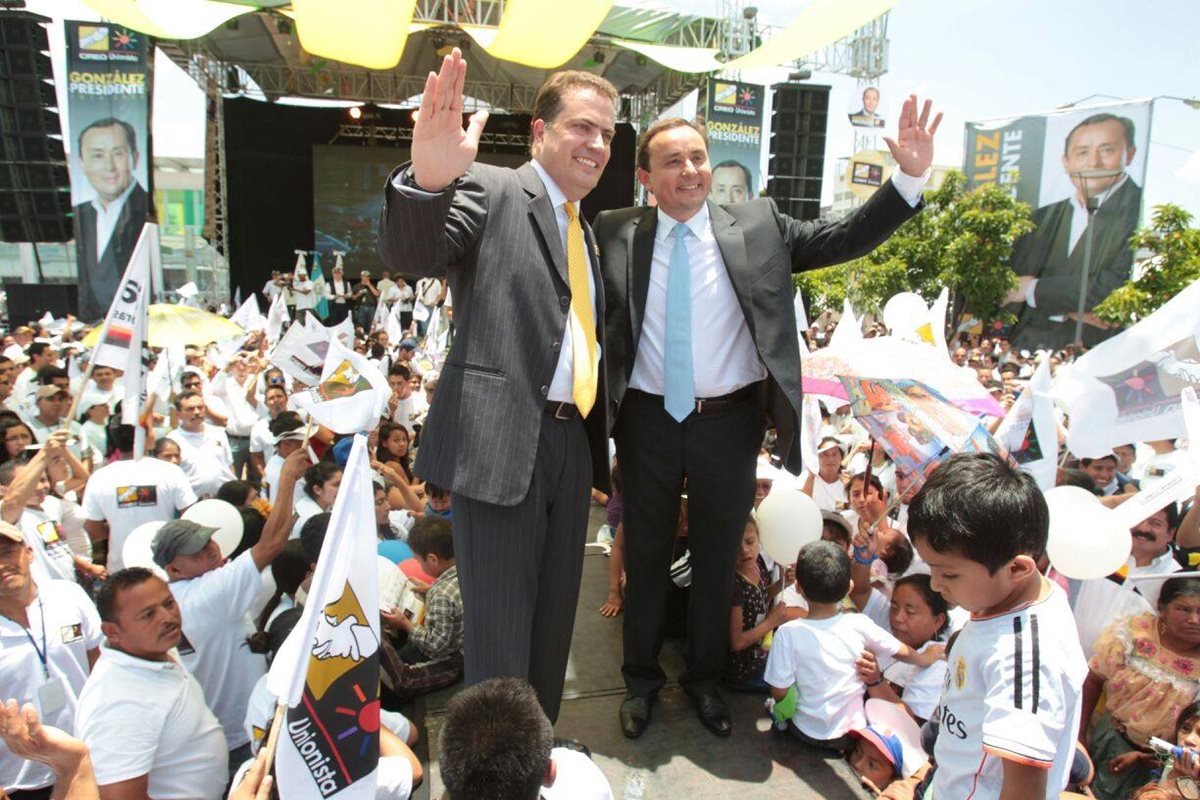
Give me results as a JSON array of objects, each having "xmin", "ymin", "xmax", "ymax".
[
  {"xmin": 64, "ymin": 21, "xmax": 154, "ymax": 321},
  {"xmin": 965, "ymin": 101, "xmax": 1153, "ymax": 350},
  {"xmin": 704, "ymin": 78, "xmax": 763, "ymax": 205}
]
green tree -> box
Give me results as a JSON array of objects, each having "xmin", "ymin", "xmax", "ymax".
[
  {"xmin": 794, "ymin": 171, "xmax": 1034, "ymax": 325},
  {"xmin": 1093, "ymin": 204, "xmax": 1200, "ymax": 324}
]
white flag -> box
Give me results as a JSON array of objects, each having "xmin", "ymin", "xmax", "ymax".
[
  {"xmin": 271, "ymin": 316, "xmax": 332, "ymax": 385},
  {"xmin": 266, "ymin": 291, "xmax": 291, "ymax": 345},
  {"xmin": 385, "ymin": 301, "xmax": 404, "ymax": 344},
  {"xmin": 288, "ymin": 337, "xmax": 389, "ymax": 433},
  {"xmin": 923, "ymin": 286, "xmax": 950, "ymax": 355},
  {"xmin": 994, "ymin": 359, "xmax": 1057, "ymax": 489},
  {"xmin": 230, "ymin": 294, "xmax": 264, "ymax": 331},
  {"xmin": 91, "ymin": 224, "xmax": 153, "ymax": 437},
  {"xmin": 1052, "ymin": 279, "xmax": 1200, "ymax": 457},
  {"xmin": 829, "ymin": 298, "xmax": 862, "ymax": 350},
  {"xmin": 370, "ymin": 298, "xmax": 388, "ymax": 334},
  {"xmin": 268, "ymin": 435, "xmax": 379, "ymax": 799}
]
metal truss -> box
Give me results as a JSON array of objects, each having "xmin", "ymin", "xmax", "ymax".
[
  {"xmin": 330, "ymin": 124, "xmax": 530, "ymax": 148},
  {"xmin": 788, "ymin": 14, "xmax": 890, "ymax": 82}
]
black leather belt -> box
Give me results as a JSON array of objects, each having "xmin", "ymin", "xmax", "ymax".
[
  {"xmin": 543, "ymin": 400, "xmax": 579, "ymax": 420},
  {"xmin": 629, "ymin": 382, "xmax": 760, "ymax": 416}
]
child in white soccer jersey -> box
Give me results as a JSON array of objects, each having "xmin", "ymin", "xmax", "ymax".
[{"xmin": 908, "ymin": 452, "xmax": 1087, "ymax": 800}]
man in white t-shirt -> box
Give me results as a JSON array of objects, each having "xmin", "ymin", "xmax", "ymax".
[
  {"xmin": 439, "ymin": 678, "xmax": 613, "ymax": 800},
  {"xmin": 77, "ymin": 569, "xmax": 228, "ymax": 800},
  {"xmin": 800, "ymin": 436, "xmax": 849, "ymax": 511},
  {"xmin": 387, "ymin": 363, "xmax": 418, "ymax": 432},
  {"xmin": 82, "ymin": 424, "xmax": 197, "ymax": 572},
  {"xmin": 167, "ymin": 390, "xmax": 236, "ymax": 497},
  {"xmin": 249, "ymin": 384, "xmax": 288, "ymax": 480},
  {"xmin": 292, "ymin": 268, "xmax": 316, "ymax": 323},
  {"xmin": 0, "ymin": 521, "xmax": 102, "ymax": 797},
  {"xmin": 151, "ymin": 448, "xmax": 307, "ymax": 770},
  {"xmin": 211, "ymin": 354, "xmax": 265, "ymax": 484},
  {"xmin": 260, "ymin": 412, "xmax": 307, "ymax": 505}
]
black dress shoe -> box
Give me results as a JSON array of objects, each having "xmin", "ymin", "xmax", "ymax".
[
  {"xmin": 552, "ymin": 737, "xmax": 592, "ymax": 758},
  {"xmin": 691, "ymin": 691, "xmax": 732, "ymax": 737},
  {"xmin": 619, "ymin": 695, "xmax": 653, "ymax": 739}
]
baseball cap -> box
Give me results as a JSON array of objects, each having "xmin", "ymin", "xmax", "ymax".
[
  {"xmin": 398, "ymin": 337, "xmax": 418, "ymax": 351},
  {"xmin": 275, "ymin": 428, "xmax": 307, "ymax": 445},
  {"xmin": 35, "ymin": 385, "xmax": 68, "ymax": 399},
  {"xmin": 816, "ymin": 436, "xmax": 844, "ymax": 455},
  {"xmin": 151, "ymin": 519, "xmax": 219, "ymax": 567},
  {"xmin": 0, "ymin": 521, "xmax": 23, "ymax": 543},
  {"xmin": 821, "ymin": 510, "xmax": 854, "ymax": 540},
  {"xmin": 850, "ymin": 699, "xmax": 928, "ymax": 779}
]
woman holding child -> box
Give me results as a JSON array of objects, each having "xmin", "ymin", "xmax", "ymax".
[{"xmin": 1080, "ymin": 576, "xmax": 1200, "ymax": 800}]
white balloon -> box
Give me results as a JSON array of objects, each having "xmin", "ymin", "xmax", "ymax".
[
  {"xmin": 183, "ymin": 499, "xmax": 245, "ymax": 557},
  {"xmin": 1044, "ymin": 485, "xmax": 1100, "ymax": 513},
  {"xmin": 755, "ymin": 487, "xmax": 824, "ymax": 564},
  {"xmin": 122, "ymin": 520, "xmax": 169, "ymax": 581},
  {"xmin": 1047, "ymin": 502, "xmax": 1132, "ymax": 580},
  {"xmin": 882, "ymin": 292, "xmax": 929, "ymax": 339}
]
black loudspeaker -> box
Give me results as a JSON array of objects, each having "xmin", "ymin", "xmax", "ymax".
[
  {"xmin": 766, "ymin": 83, "xmax": 830, "ymax": 222},
  {"xmin": 0, "ymin": 12, "xmax": 71, "ymax": 243},
  {"xmin": 3, "ymin": 282, "xmax": 79, "ymax": 322}
]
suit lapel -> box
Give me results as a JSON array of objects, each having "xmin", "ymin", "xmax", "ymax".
[
  {"xmin": 709, "ymin": 202, "xmax": 752, "ymax": 313},
  {"xmin": 630, "ymin": 208, "xmax": 656, "ymax": 345},
  {"xmin": 517, "ymin": 162, "xmax": 568, "ymax": 286}
]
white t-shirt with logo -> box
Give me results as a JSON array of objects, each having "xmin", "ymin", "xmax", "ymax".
[
  {"xmin": 76, "ymin": 645, "xmax": 228, "ymax": 799},
  {"xmin": 801, "ymin": 470, "xmax": 848, "ymax": 512},
  {"xmin": 18, "ymin": 500, "xmax": 75, "ymax": 584},
  {"xmin": 929, "ymin": 581, "xmax": 1086, "ymax": 800},
  {"xmin": 0, "ymin": 580, "xmax": 101, "ymax": 792},
  {"xmin": 168, "ymin": 551, "xmax": 267, "ymax": 750},
  {"xmin": 167, "ymin": 425, "xmax": 236, "ymax": 496},
  {"xmin": 81, "ymin": 458, "xmax": 197, "ymax": 572},
  {"xmin": 249, "ymin": 416, "xmax": 276, "ymax": 463},
  {"xmin": 765, "ymin": 612, "xmax": 903, "ymax": 740}
]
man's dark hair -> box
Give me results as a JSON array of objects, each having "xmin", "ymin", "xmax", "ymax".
[
  {"xmin": 1080, "ymin": 455, "xmax": 1118, "ymax": 467},
  {"xmin": 711, "ymin": 159, "xmax": 752, "ymax": 191},
  {"xmin": 387, "ymin": 363, "xmax": 412, "ymax": 381},
  {"xmin": 635, "ymin": 117, "xmax": 708, "ymax": 171},
  {"xmin": 426, "ymin": 482, "xmax": 451, "ymax": 502},
  {"xmin": 106, "ymin": 422, "xmax": 135, "ymax": 457},
  {"xmin": 848, "ymin": 472, "xmax": 885, "ymax": 497},
  {"xmin": 300, "ymin": 512, "xmax": 332, "ymax": 566},
  {"xmin": 96, "ymin": 567, "xmax": 157, "ymax": 623},
  {"xmin": 439, "ymin": 678, "xmax": 553, "ymax": 800},
  {"xmin": 1058, "ymin": 468, "xmax": 1101, "ymax": 495},
  {"xmin": 795, "ymin": 540, "xmax": 851, "ymax": 604},
  {"xmin": 1064, "ymin": 112, "xmax": 1135, "ymax": 155},
  {"xmin": 26, "ymin": 342, "xmax": 51, "ymax": 360},
  {"xmin": 409, "ymin": 516, "xmax": 453, "ymax": 561},
  {"xmin": 174, "ymin": 388, "xmax": 204, "ymax": 411},
  {"xmin": 998, "ymin": 362, "xmax": 1020, "ymax": 377},
  {"xmin": 77, "ymin": 117, "xmax": 138, "ymax": 156},
  {"xmin": 269, "ymin": 411, "xmax": 304, "ymax": 437},
  {"xmin": 908, "ymin": 453, "xmax": 1048, "ymax": 573},
  {"xmin": 530, "ymin": 70, "xmax": 618, "ymax": 136},
  {"xmin": 36, "ymin": 366, "xmax": 68, "ymax": 385},
  {"xmin": 264, "ymin": 384, "xmax": 287, "ymax": 401}
]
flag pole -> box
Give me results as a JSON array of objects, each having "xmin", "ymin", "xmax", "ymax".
[{"xmin": 262, "ymin": 701, "xmax": 287, "ymax": 770}]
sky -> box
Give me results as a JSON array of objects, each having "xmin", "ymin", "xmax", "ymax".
[{"xmin": 30, "ymin": 0, "xmax": 1200, "ymax": 217}]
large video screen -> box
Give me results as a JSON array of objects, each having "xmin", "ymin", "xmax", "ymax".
[{"xmin": 312, "ymin": 144, "xmax": 525, "ymax": 275}]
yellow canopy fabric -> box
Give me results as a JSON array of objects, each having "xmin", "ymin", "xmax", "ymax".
[
  {"xmin": 612, "ymin": 39, "xmax": 722, "ymax": 73},
  {"xmin": 292, "ymin": 0, "xmax": 417, "ymax": 71},
  {"xmin": 723, "ymin": 0, "xmax": 900, "ymax": 71},
  {"xmin": 82, "ymin": 0, "xmax": 251, "ymax": 40},
  {"xmin": 80, "ymin": 304, "xmax": 245, "ymax": 349},
  {"xmin": 482, "ymin": 0, "xmax": 613, "ymax": 69}
]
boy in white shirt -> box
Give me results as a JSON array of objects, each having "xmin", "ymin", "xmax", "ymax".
[
  {"xmin": 765, "ymin": 540, "xmax": 943, "ymax": 751},
  {"xmin": 908, "ymin": 452, "xmax": 1086, "ymax": 800}
]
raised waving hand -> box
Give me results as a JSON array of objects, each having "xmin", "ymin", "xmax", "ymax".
[{"xmin": 410, "ymin": 47, "xmax": 490, "ymax": 192}]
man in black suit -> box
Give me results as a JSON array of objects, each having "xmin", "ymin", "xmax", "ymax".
[
  {"xmin": 594, "ymin": 96, "xmax": 941, "ymax": 738},
  {"xmin": 377, "ymin": 50, "xmax": 612, "ymax": 722},
  {"xmin": 72, "ymin": 117, "xmax": 149, "ymax": 321},
  {"xmin": 1005, "ymin": 112, "xmax": 1143, "ymax": 350}
]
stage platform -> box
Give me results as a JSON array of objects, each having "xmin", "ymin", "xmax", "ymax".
[{"xmin": 403, "ymin": 503, "xmax": 871, "ymax": 800}]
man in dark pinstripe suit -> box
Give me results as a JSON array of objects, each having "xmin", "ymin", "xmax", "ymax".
[{"xmin": 378, "ymin": 49, "xmax": 613, "ymax": 722}]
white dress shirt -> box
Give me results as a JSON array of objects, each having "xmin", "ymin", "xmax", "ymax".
[
  {"xmin": 527, "ymin": 160, "xmax": 602, "ymax": 405},
  {"xmin": 631, "ymin": 173, "xmax": 926, "ymax": 398},
  {"xmin": 91, "ymin": 181, "xmax": 137, "ymax": 262}
]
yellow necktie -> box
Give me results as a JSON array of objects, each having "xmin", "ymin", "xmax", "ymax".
[{"xmin": 563, "ymin": 201, "xmax": 597, "ymax": 417}]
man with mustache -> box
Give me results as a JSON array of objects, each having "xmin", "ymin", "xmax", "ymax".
[
  {"xmin": 146, "ymin": 448, "xmax": 308, "ymax": 781},
  {"xmin": 1070, "ymin": 504, "xmax": 1182, "ymax": 655},
  {"xmin": 0, "ymin": 521, "xmax": 101, "ymax": 798},
  {"xmin": 75, "ymin": 568, "xmax": 228, "ymax": 800}
]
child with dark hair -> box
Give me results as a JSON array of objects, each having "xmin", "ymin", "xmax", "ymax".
[
  {"xmin": 765, "ymin": 541, "xmax": 943, "ymax": 751},
  {"xmin": 380, "ymin": 516, "xmax": 463, "ymax": 697},
  {"xmin": 908, "ymin": 452, "xmax": 1086, "ymax": 800}
]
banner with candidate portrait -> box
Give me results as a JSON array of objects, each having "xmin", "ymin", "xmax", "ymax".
[
  {"xmin": 704, "ymin": 78, "xmax": 763, "ymax": 205},
  {"xmin": 964, "ymin": 100, "xmax": 1152, "ymax": 350},
  {"xmin": 64, "ymin": 21, "xmax": 153, "ymax": 321}
]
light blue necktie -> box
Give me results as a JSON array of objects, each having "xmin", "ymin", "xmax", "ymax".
[{"xmin": 664, "ymin": 222, "xmax": 694, "ymax": 422}]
